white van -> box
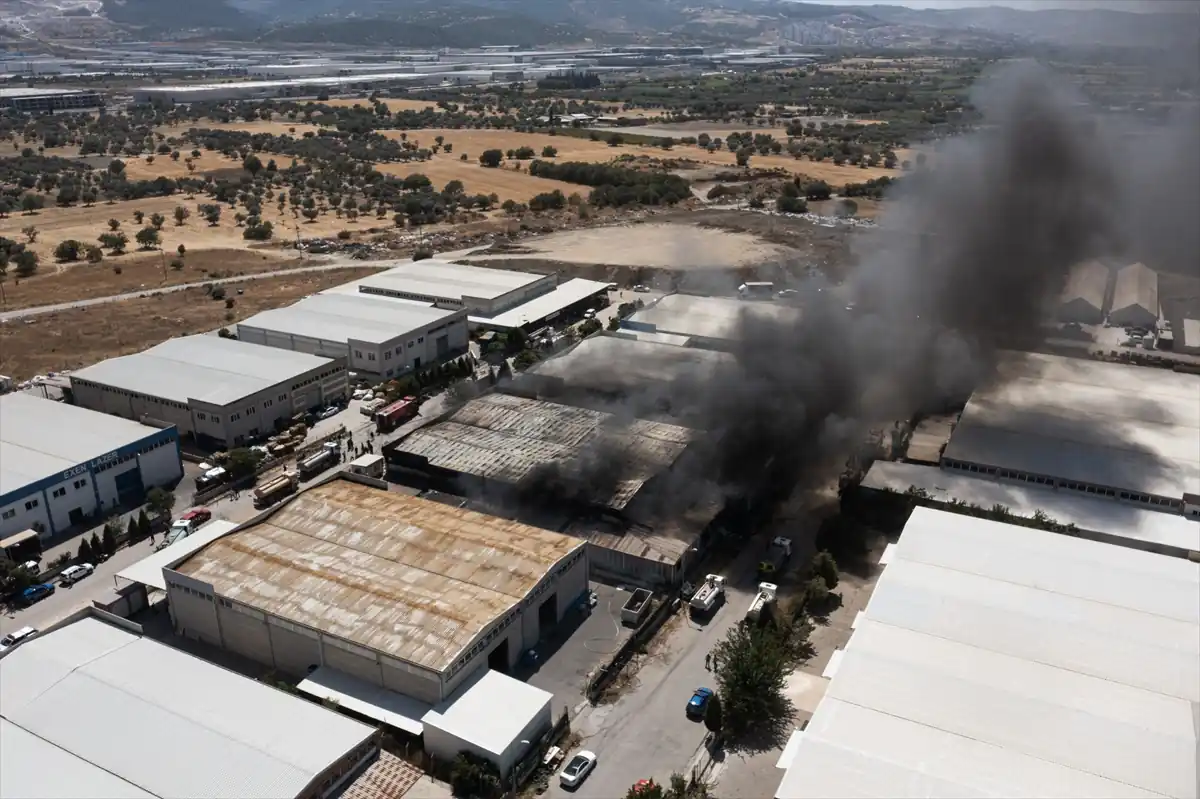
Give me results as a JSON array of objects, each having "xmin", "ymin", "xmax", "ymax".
[
  {"xmin": 0, "ymin": 626, "xmax": 38, "ymax": 653},
  {"xmin": 60, "ymin": 563, "xmax": 94, "ymax": 586}
]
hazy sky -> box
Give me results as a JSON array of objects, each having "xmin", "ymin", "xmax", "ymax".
[{"xmin": 801, "ymin": 0, "xmax": 1180, "ymax": 11}]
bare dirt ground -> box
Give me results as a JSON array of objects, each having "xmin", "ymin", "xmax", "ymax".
[
  {"xmin": 466, "ymin": 221, "xmax": 792, "ymax": 270},
  {"xmin": 0, "ymin": 248, "xmax": 304, "ymax": 310},
  {"xmin": 0, "ymin": 266, "xmax": 379, "ymax": 379}
]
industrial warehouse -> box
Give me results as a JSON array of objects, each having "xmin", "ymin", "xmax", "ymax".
[
  {"xmin": 165, "ymin": 478, "xmax": 586, "ymax": 720},
  {"xmin": 621, "ymin": 293, "xmax": 803, "ymax": 350},
  {"xmin": 0, "ymin": 394, "xmax": 182, "ymax": 541},
  {"xmin": 386, "ymin": 392, "xmax": 696, "ymax": 512},
  {"xmin": 0, "ymin": 611, "xmax": 380, "ymax": 799},
  {"xmin": 517, "ymin": 333, "xmax": 734, "ymax": 412},
  {"xmin": 774, "ymin": 506, "xmax": 1200, "ymax": 799},
  {"xmin": 1056, "ymin": 260, "xmax": 1110, "ymax": 324},
  {"xmin": 331, "ymin": 260, "xmax": 609, "ymax": 331},
  {"xmin": 236, "ymin": 292, "xmax": 469, "ymax": 379},
  {"xmin": 940, "ymin": 350, "xmax": 1200, "ymax": 514},
  {"xmin": 385, "ymin": 392, "xmax": 710, "ymax": 584},
  {"xmin": 69, "ymin": 336, "xmax": 348, "ymax": 448},
  {"xmin": 0, "ymin": 86, "xmax": 103, "ymax": 111}
]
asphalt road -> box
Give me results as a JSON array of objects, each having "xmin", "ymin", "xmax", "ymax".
[
  {"xmin": 552, "ymin": 545, "xmax": 766, "ymax": 798},
  {"xmin": 0, "ymin": 244, "xmax": 491, "ymax": 323}
]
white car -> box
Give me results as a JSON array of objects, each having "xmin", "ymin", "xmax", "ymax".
[
  {"xmin": 60, "ymin": 563, "xmax": 94, "ymax": 586},
  {"xmin": 559, "ymin": 751, "xmax": 597, "ymax": 789},
  {"xmin": 0, "ymin": 626, "xmax": 38, "ymax": 653},
  {"xmin": 632, "ymin": 284, "xmax": 650, "ymax": 293}
]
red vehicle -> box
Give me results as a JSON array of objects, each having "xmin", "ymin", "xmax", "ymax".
[
  {"xmin": 180, "ymin": 507, "xmax": 212, "ymax": 525},
  {"xmin": 375, "ymin": 396, "xmax": 420, "ymax": 432}
]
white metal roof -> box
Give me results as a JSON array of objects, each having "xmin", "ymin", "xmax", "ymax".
[
  {"xmin": 0, "ymin": 393, "xmax": 169, "ymax": 499},
  {"xmin": 298, "ymin": 666, "xmax": 431, "ymax": 736},
  {"xmin": 471, "ymin": 278, "xmax": 609, "ymax": 329},
  {"xmin": 1111, "ymin": 262, "xmax": 1159, "ymax": 318},
  {"xmin": 775, "ymin": 507, "xmax": 1200, "ymax": 799},
  {"xmin": 1058, "ymin": 259, "xmax": 1109, "ymax": 310},
  {"xmin": 70, "ymin": 335, "xmax": 336, "ymax": 408},
  {"xmin": 238, "ymin": 293, "xmax": 460, "ymax": 347},
  {"xmin": 525, "ymin": 333, "xmax": 732, "ymax": 393},
  {"xmin": 0, "ymin": 87, "xmax": 91, "ymax": 98},
  {"xmin": 861, "ymin": 461, "xmax": 1200, "ymax": 555},
  {"xmin": 422, "ymin": 669, "xmax": 552, "ymax": 758},
  {"xmin": 353, "ymin": 260, "xmax": 547, "ymax": 303},
  {"xmin": 115, "ymin": 520, "xmax": 240, "ymax": 591},
  {"xmin": 0, "ymin": 615, "xmax": 376, "ymax": 799},
  {"xmin": 0, "ymin": 718, "xmax": 154, "ymax": 799},
  {"xmin": 625, "ymin": 293, "xmax": 801, "ymax": 342},
  {"xmin": 942, "ymin": 351, "xmax": 1200, "ymax": 500}
]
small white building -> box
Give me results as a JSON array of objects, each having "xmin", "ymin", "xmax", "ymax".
[
  {"xmin": 0, "ymin": 394, "xmax": 182, "ymax": 541},
  {"xmin": 347, "ymin": 260, "xmax": 556, "ymax": 317},
  {"xmin": 236, "ymin": 293, "xmax": 469, "ymax": 379},
  {"xmin": 422, "ymin": 669, "xmax": 553, "ymax": 778},
  {"xmin": 1108, "ymin": 262, "xmax": 1159, "ymax": 328},
  {"xmin": 69, "ymin": 336, "xmax": 347, "ymax": 448}
]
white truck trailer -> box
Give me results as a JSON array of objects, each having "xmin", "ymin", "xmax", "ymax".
[
  {"xmin": 745, "ymin": 582, "xmax": 778, "ymax": 623},
  {"xmin": 689, "ymin": 574, "xmax": 727, "ymax": 615}
]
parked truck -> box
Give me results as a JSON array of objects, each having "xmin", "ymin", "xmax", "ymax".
[
  {"xmin": 689, "ymin": 574, "xmax": 727, "ymax": 616},
  {"xmin": 253, "ymin": 471, "xmax": 298, "ymax": 509},
  {"xmin": 195, "ymin": 466, "xmax": 228, "ymax": 490},
  {"xmin": 758, "ymin": 536, "xmax": 793, "ymax": 580},
  {"xmin": 298, "ymin": 442, "xmax": 340, "ymax": 479},
  {"xmin": 375, "ymin": 396, "xmax": 420, "ymax": 432},
  {"xmin": 745, "ymin": 582, "xmax": 778, "ymax": 623}
]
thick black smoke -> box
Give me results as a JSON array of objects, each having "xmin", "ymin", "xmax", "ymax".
[{"xmin": 528, "ymin": 60, "xmax": 1200, "ymax": 513}]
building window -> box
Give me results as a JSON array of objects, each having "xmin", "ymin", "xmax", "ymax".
[
  {"xmin": 73, "ymin": 479, "xmax": 87, "ymax": 489},
  {"xmin": 354, "ymin": 350, "xmax": 363, "ymax": 359},
  {"xmin": 367, "ymin": 352, "xmax": 376, "ymax": 361},
  {"xmin": 278, "ymin": 393, "xmax": 287, "ymax": 402},
  {"xmin": 25, "ymin": 499, "xmax": 39, "ymax": 510},
  {"xmin": 197, "ymin": 412, "xmax": 207, "ymax": 421},
  {"xmin": 52, "ymin": 488, "xmax": 66, "ymax": 498},
  {"xmin": 384, "ymin": 351, "xmax": 392, "ymax": 360},
  {"xmin": 211, "ymin": 415, "xmax": 221, "ymax": 423},
  {"xmin": 230, "ymin": 413, "xmax": 240, "ymax": 421},
  {"xmin": 1, "ymin": 509, "xmax": 14, "ymax": 520},
  {"xmin": 264, "ymin": 399, "xmax": 273, "ymax": 408},
  {"xmin": 417, "ymin": 336, "xmax": 424, "ymax": 344}
]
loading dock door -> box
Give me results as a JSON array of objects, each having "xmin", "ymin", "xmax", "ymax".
[
  {"xmin": 114, "ymin": 467, "xmax": 145, "ymax": 506},
  {"xmin": 538, "ymin": 593, "xmax": 558, "ymax": 636},
  {"xmin": 488, "ymin": 637, "xmax": 510, "ymax": 674}
]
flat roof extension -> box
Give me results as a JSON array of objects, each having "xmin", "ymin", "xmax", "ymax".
[
  {"xmin": 237, "ymin": 293, "xmax": 461, "ymax": 347},
  {"xmin": 174, "ymin": 480, "xmax": 583, "ymax": 673},
  {"xmin": 0, "ymin": 393, "xmax": 171, "ymax": 500},
  {"xmin": 624, "ymin": 293, "xmax": 801, "ymax": 342},
  {"xmin": 775, "ymin": 506, "xmax": 1200, "ymax": 799},
  {"xmin": 526, "ymin": 333, "xmax": 732, "ymax": 394},
  {"xmin": 472, "ymin": 278, "xmax": 608, "ymax": 328},
  {"xmin": 70, "ymin": 335, "xmax": 337, "ymax": 408}
]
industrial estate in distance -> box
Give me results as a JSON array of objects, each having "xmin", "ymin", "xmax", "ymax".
[{"xmin": 1, "ymin": 8, "xmax": 1198, "ymax": 799}]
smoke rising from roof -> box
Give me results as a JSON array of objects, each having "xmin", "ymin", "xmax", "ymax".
[{"xmin": 527, "ymin": 60, "xmax": 1199, "ymax": 511}]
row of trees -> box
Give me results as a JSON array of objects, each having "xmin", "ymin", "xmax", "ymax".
[{"xmin": 527, "ymin": 160, "xmax": 692, "ymax": 208}]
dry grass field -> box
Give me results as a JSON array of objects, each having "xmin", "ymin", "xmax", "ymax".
[
  {"xmin": 0, "ymin": 266, "xmax": 379, "ymax": 379},
  {"xmin": 0, "ymin": 195, "xmax": 387, "ymax": 261},
  {"xmin": 0, "ymin": 248, "xmax": 305, "ymax": 310}
]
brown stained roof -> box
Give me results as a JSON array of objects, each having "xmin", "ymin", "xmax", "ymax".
[{"xmin": 175, "ymin": 480, "xmax": 582, "ymax": 673}]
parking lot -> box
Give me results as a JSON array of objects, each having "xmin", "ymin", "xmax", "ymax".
[{"xmin": 524, "ymin": 582, "xmax": 634, "ymax": 715}]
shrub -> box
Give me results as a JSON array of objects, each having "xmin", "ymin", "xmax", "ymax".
[{"xmin": 54, "ymin": 239, "xmax": 83, "ymax": 262}]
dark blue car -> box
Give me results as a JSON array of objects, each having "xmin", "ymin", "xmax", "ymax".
[
  {"xmin": 687, "ymin": 687, "xmax": 713, "ymax": 719},
  {"xmin": 21, "ymin": 582, "xmax": 55, "ymax": 605}
]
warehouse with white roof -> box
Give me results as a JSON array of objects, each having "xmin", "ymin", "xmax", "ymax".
[
  {"xmin": 333, "ymin": 260, "xmax": 608, "ymax": 331},
  {"xmin": 941, "ymin": 350, "xmax": 1200, "ymax": 513},
  {"xmin": 1109, "ymin": 261, "xmax": 1159, "ymax": 328},
  {"xmin": 236, "ymin": 292, "xmax": 468, "ymax": 379},
  {"xmin": 1056, "ymin": 259, "xmax": 1109, "ymax": 324},
  {"xmin": 70, "ymin": 336, "xmax": 347, "ymax": 448},
  {"xmin": 621, "ymin": 293, "xmax": 802, "ymax": 350},
  {"xmin": 774, "ymin": 506, "xmax": 1200, "ymax": 799},
  {"xmin": 0, "ymin": 611, "xmax": 380, "ymax": 799},
  {"xmin": 0, "ymin": 394, "xmax": 182, "ymax": 541}
]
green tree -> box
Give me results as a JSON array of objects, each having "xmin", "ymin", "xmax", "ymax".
[
  {"xmin": 133, "ymin": 210, "xmax": 145, "ymax": 224},
  {"xmin": 99, "ymin": 231, "xmax": 128, "ymax": 254},
  {"xmin": 54, "ymin": 239, "xmax": 82, "ymax": 262},
  {"xmin": 88, "ymin": 531, "xmax": 102, "ymax": 558},
  {"xmin": 126, "ymin": 516, "xmax": 138, "ymax": 542},
  {"xmin": 173, "ymin": 205, "xmax": 190, "ymax": 226},
  {"xmin": 811, "ymin": 550, "xmax": 839, "ymax": 589},
  {"xmin": 77, "ymin": 536, "xmax": 94, "ymax": 563},
  {"xmin": 607, "ymin": 316, "xmax": 621, "ymax": 331},
  {"xmin": 101, "ymin": 521, "xmax": 118, "ymax": 555},
  {"xmin": 448, "ymin": 751, "xmax": 501, "ymax": 799},
  {"xmin": 108, "ymin": 218, "xmax": 121, "ymax": 231},
  {"xmin": 200, "ymin": 204, "xmax": 221, "ymax": 226},
  {"xmin": 13, "ymin": 249, "xmax": 38, "ymax": 277},
  {"xmin": 227, "ymin": 448, "xmax": 262, "ymax": 480},
  {"xmin": 145, "ymin": 486, "xmax": 174, "ymax": 517},
  {"xmin": 137, "ymin": 509, "xmax": 152, "ymax": 539},
  {"xmin": 135, "ymin": 226, "xmax": 160, "ymax": 249},
  {"xmin": 85, "ymin": 245, "xmax": 104, "ymax": 264},
  {"xmin": 479, "ymin": 149, "xmax": 503, "ymax": 168},
  {"xmin": 150, "ymin": 212, "xmax": 166, "ymax": 230},
  {"xmin": 712, "ymin": 618, "xmax": 795, "ymax": 744},
  {"xmin": 703, "ymin": 691, "xmax": 723, "ymax": 734},
  {"xmin": 803, "ymin": 576, "xmax": 829, "ymax": 606},
  {"xmin": 243, "ymin": 154, "xmax": 264, "ymax": 176}
]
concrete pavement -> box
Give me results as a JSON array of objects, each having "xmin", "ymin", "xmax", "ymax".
[{"xmin": 550, "ymin": 545, "xmax": 765, "ymax": 799}]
